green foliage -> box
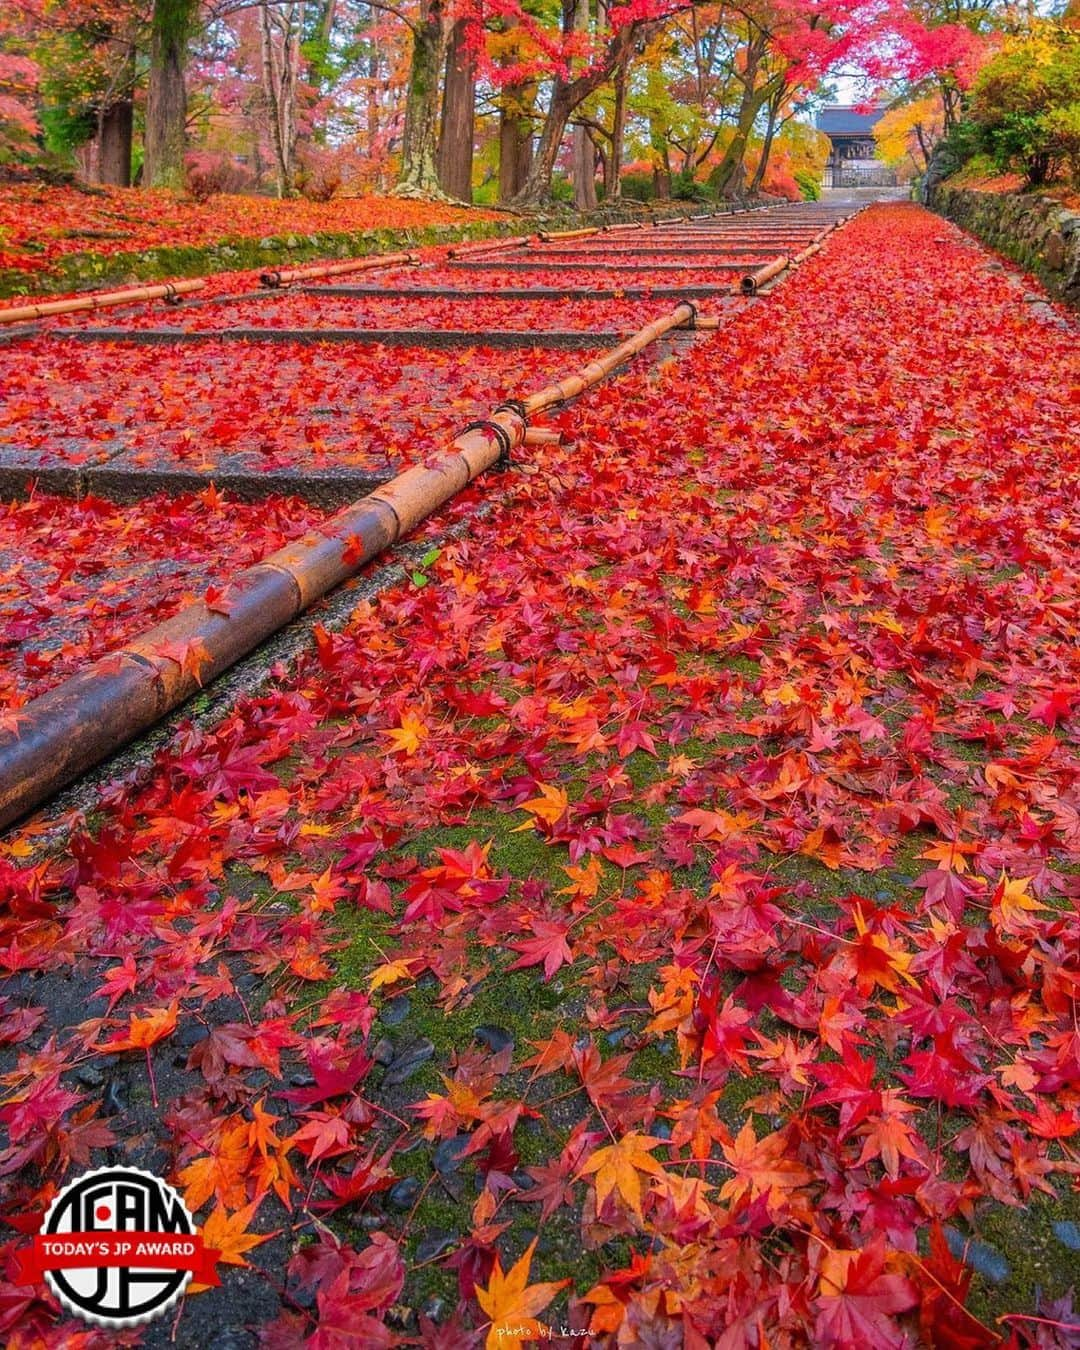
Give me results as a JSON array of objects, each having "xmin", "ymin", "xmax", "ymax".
[
  {"xmin": 40, "ymin": 103, "xmax": 95, "ymax": 162},
  {"xmin": 37, "ymin": 31, "xmax": 102, "ymax": 161},
  {"xmin": 549, "ymin": 172, "xmax": 574, "ymax": 203},
  {"xmin": 618, "ymin": 171, "xmax": 655, "ymax": 201},
  {"xmin": 931, "ymin": 119, "xmax": 985, "ymax": 180},
  {"xmin": 409, "ymin": 546, "xmax": 442, "ymax": 589},
  {"xmin": 969, "ymin": 25, "xmax": 1080, "ymax": 183},
  {"xmin": 794, "ymin": 168, "xmax": 821, "ymax": 200},
  {"xmin": 672, "ymin": 171, "xmax": 710, "ymax": 202},
  {"xmin": 1041, "ymin": 101, "xmax": 1080, "ymax": 183}
]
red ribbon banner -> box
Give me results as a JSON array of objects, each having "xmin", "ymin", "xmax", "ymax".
[{"xmin": 15, "ymin": 1232, "xmax": 221, "ymax": 1287}]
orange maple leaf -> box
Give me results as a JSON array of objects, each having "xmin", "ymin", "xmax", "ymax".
[
  {"xmin": 514, "ymin": 782, "xmax": 569, "ymax": 830},
  {"xmin": 855, "ymin": 1092, "xmax": 925, "ymax": 1179},
  {"xmin": 178, "ymin": 1118, "xmax": 251, "ymax": 1212},
  {"xmin": 990, "ymin": 871, "xmax": 1049, "ymax": 934},
  {"xmin": 369, "ymin": 957, "xmax": 418, "ymax": 993},
  {"xmin": 850, "ymin": 906, "xmax": 919, "ymax": 995},
  {"xmin": 188, "ymin": 1201, "xmax": 275, "ymax": 1294},
  {"xmin": 105, "ymin": 1001, "xmax": 179, "ymax": 1051},
  {"xmin": 475, "ymin": 1237, "xmax": 569, "ymax": 1349},
  {"xmin": 575, "ymin": 1132, "xmax": 667, "ymax": 1221},
  {"xmin": 153, "ymin": 636, "xmax": 213, "ymax": 687},
  {"xmin": 719, "ymin": 1121, "xmax": 814, "ymax": 1215},
  {"xmin": 384, "ymin": 709, "xmax": 429, "ymax": 755}
]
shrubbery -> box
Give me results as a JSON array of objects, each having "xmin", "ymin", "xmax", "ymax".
[
  {"xmin": 618, "ymin": 172, "xmax": 655, "ymax": 202},
  {"xmin": 294, "ymin": 147, "xmax": 345, "ymax": 202},
  {"xmin": 794, "ymin": 169, "xmax": 821, "ymax": 200},
  {"xmin": 184, "ymin": 153, "xmax": 255, "ymax": 202},
  {"xmin": 969, "ymin": 24, "xmax": 1080, "ymax": 185},
  {"xmin": 672, "ymin": 171, "xmax": 710, "ymax": 202}
]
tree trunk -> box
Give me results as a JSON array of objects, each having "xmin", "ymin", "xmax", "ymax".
[
  {"xmin": 750, "ymin": 91, "xmax": 782, "ymax": 194},
  {"xmin": 498, "ymin": 89, "xmax": 534, "ymax": 202},
  {"xmin": 511, "ymin": 81, "xmax": 576, "ymax": 206},
  {"xmin": 99, "ymin": 99, "xmax": 133, "ymax": 186},
  {"xmin": 708, "ymin": 74, "xmax": 768, "ymax": 197},
  {"xmin": 260, "ymin": 2, "xmax": 304, "ymax": 197},
  {"xmin": 365, "ymin": 48, "xmax": 383, "ymax": 185},
  {"xmin": 256, "ymin": 0, "xmax": 301, "ymax": 198},
  {"xmin": 649, "ymin": 105, "xmax": 670, "ymax": 198},
  {"xmin": 570, "ymin": 0, "xmax": 596, "ymax": 210},
  {"xmin": 572, "ymin": 125, "xmax": 597, "ymax": 210},
  {"xmin": 437, "ymin": 20, "xmax": 475, "ymax": 200},
  {"xmin": 510, "ymin": 21, "xmax": 642, "ymax": 207},
  {"xmin": 495, "ymin": 16, "xmax": 533, "ymax": 204},
  {"xmin": 604, "ymin": 59, "xmax": 628, "ymax": 199},
  {"xmin": 144, "ymin": 0, "xmax": 197, "ymax": 190},
  {"xmin": 396, "ymin": 0, "xmax": 445, "ymax": 196},
  {"xmin": 260, "ymin": 9, "xmax": 287, "ymax": 195}
]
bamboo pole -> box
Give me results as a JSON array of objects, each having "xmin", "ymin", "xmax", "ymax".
[
  {"xmin": 536, "ymin": 227, "xmax": 600, "ymax": 243},
  {"xmin": 790, "ymin": 240, "xmax": 823, "ymax": 267},
  {"xmin": 740, "ymin": 256, "xmax": 790, "ymax": 294},
  {"xmin": 523, "ymin": 303, "xmax": 692, "ymax": 415},
  {"xmin": 446, "ymin": 236, "xmax": 531, "ymax": 258},
  {"xmin": 0, "ymin": 280, "xmax": 206, "ymax": 326},
  {"xmin": 0, "ymin": 301, "xmax": 697, "ymax": 830},
  {"xmin": 739, "ymin": 213, "xmax": 853, "ymax": 294},
  {"xmin": 260, "ymin": 252, "xmax": 419, "ymax": 287}
]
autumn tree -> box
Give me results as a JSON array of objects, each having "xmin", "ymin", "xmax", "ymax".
[
  {"xmin": 969, "ymin": 20, "xmax": 1080, "ymax": 183},
  {"xmin": 883, "ymin": 0, "xmax": 1004, "ymax": 132},
  {"xmin": 145, "ymin": 0, "xmax": 199, "ymax": 186},
  {"xmin": 35, "ymin": 0, "xmax": 145, "ymax": 185},
  {"xmin": 496, "ymin": 0, "xmax": 678, "ymax": 207},
  {"xmin": 489, "ymin": 15, "xmax": 537, "ymax": 202},
  {"xmin": 257, "ymin": 0, "xmax": 305, "ymax": 194},
  {"xmin": 705, "ymin": 0, "xmax": 857, "ymax": 196},
  {"xmin": 0, "ymin": 1, "xmax": 43, "ymax": 163},
  {"xmin": 873, "ymin": 93, "xmax": 945, "ymax": 177},
  {"xmin": 395, "ymin": 0, "xmax": 446, "ymax": 195},
  {"xmin": 437, "ymin": 17, "xmax": 476, "ymax": 198}
]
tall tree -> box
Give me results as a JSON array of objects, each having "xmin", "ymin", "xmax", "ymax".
[
  {"xmin": 395, "ymin": 0, "xmax": 445, "ymax": 195},
  {"xmin": 0, "ymin": 1, "xmax": 43, "ymax": 158},
  {"xmin": 492, "ymin": 16, "xmax": 534, "ymax": 202},
  {"xmin": 571, "ymin": 0, "xmax": 598, "ymax": 209},
  {"xmin": 437, "ymin": 18, "xmax": 475, "ymax": 199},
  {"xmin": 145, "ymin": 0, "xmax": 198, "ymax": 187},
  {"xmin": 507, "ymin": 12, "xmax": 651, "ymax": 206},
  {"xmin": 604, "ymin": 54, "xmax": 629, "ymax": 197},
  {"xmin": 259, "ymin": 0, "xmax": 305, "ymax": 195}
]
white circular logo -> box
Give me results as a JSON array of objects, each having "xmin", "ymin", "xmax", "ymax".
[{"xmin": 27, "ymin": 1166, "xmax": 211, "ymax": 1329}]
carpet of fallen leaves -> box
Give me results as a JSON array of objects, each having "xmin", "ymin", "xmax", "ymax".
[
  {"xmin": 0, "ymin": 338, "xmax": 606, "ymax": 476},
  {"xmin": 0, "ymin": 185, "xmax": 499, "ymax": 278},
  {"xmin": 0, "ymin": 490, "xmax": 323, "ymax": 712},
  {"xmin": 0, "ymin": 203, "xmax": 1078, "ymax": 1349},
  {"xmin": 66, "ymin": 294, "xmax": 681, "ymax": 335},
  {"xmin": 363, "ymin": 264, "xmax": 747, "ymax": 293}
]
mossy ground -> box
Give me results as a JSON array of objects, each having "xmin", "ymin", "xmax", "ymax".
[{"xmin": 0, "ymin": 221, "xmax": 523, "ymax": 299}]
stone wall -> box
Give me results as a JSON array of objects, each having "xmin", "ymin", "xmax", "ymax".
[{"xmin": 929, "ymin": 183, "xmax": 1080, "ymax": 307}]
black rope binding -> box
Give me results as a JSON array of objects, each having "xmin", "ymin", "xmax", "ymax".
[
  {"xmin": 162, "ymin": 283, "xmax": 181, "ymax": 306},
  {"xmin": 681, "ymin": 299, "xmax": 699, "ymax": 331},
  {"xmin": 492, "ymin": 398, "xmax": 528, "ymax": 424},
  {"xmin": 459, "ymin": 419, "xmax": 514, "ymax": 469}
]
